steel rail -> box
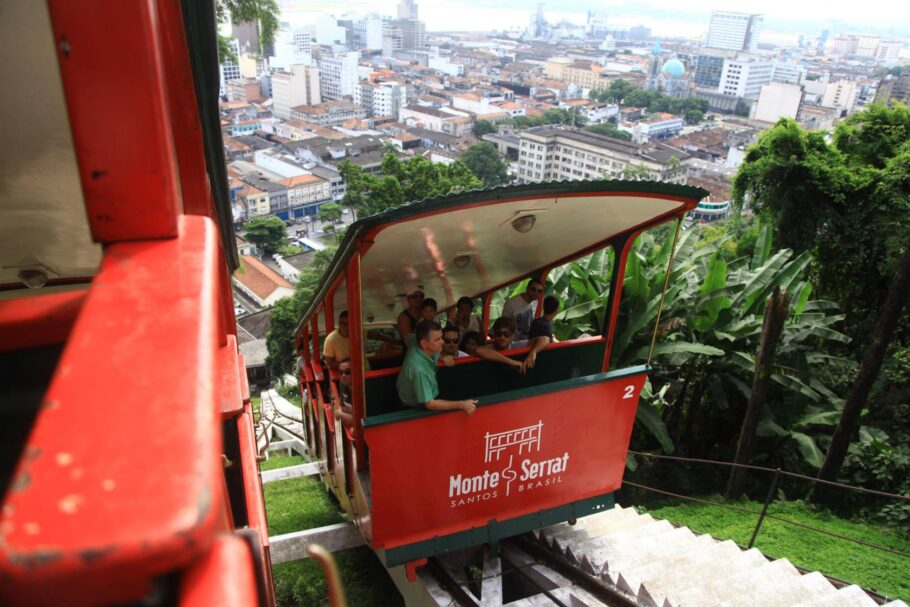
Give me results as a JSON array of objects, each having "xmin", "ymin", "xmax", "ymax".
[{"xmin": 505, "ymin": 535, "xmax": 640, "ymax": 607}]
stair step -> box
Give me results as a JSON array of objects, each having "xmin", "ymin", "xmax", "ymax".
[
  {"xmin": 596, "ymin": 526, "xmax": 702, "ymax": 573},
  {"xmin": 791, "ymin": 584, "xmax": 879, "ymax": 607},
  {"xmin": 674, "ymin": 558, "xmax": 801, "ymax": 606},
  {"xmin": 617, "ymin": 533, "xmax": 727, "ymax": 584},
  {"xmin": 574, "ymin": 518, "xmax": 674, "ymax": 557},
  {"xmin": 570, "ymin": 520, "xmax": 676, "ymax": 575},
  {"xmin": 741, "ymin": 571, "xmax": 838, "ymax": 607},
  {"xmin": 628, "ymin": 545, "xmax": 767, "ymax": 604}
]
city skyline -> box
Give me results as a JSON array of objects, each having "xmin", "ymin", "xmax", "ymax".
[{"xmin": 276, "ymin": 0, "xmax": 910, "ymax": 43}]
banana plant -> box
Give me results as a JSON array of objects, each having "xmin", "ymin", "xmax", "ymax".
[{"xmin": 547, "ymin": 222, "xmax": 850, "ymax": 467}]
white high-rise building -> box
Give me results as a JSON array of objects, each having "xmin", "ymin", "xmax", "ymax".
[
  {"xmin": 359, "ymin": 81, "xmax": 409, "ymax": 118},
  {"xmin": 877, "ymin": 41, "xmax": 902, "ymax": 63},
  {"xmin": 354, "ymin": 15, "xmax": 387, "ymax": 49},
  {"xmin": 315, "ymin": 15, "xmax": 347, "ymax": 46},
  {"xmin": 719, "ymin": 58, "xmax": 774, "ymax": 99},
  {"xmin": 398, "ymin": 0, "xmax": 418, "ymax": 20},
  {"xmin": 772, "ymin": 62, "xmax": 806, "ymax": 85},
  {"xmin": 706, "ymin": 11, "xmax": 763, "ymax": 52},
  {"xmin": 271, "ymin": 65, "xmax": 321, "ymax": 120},
  {"xmin": 219, "ymin": 39, "xmax": 242, "ymax": 97},
  {"xmin": 271, "ymin": 25, "xmax": 313, "ymax": 69},
  {"xmin": 821, "ymin": 80, "xmax": 858, "ymax": 113},
  {"xmin": 318, "ymin": 52, "xmax": 359, "ymax": 100}
]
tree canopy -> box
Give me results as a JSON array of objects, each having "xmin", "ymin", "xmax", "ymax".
[
  {"xmin": 242, "ymin": 216, "xmax": 287, "ymax": 253},
  {"xmin": 589, "ymin": 79, "xmax": 709, "ymax": 121},
  {"xmin": 733, "ymin": 107, "xmax": 910, "ymax": 333},
  {"xmin": 498, "ymin": 108, "xmax": 586, "ymax": 130},
  {"xmin": 473, "ymin": 120, "xmax": 497, "ymax": 138},
  {"xmin": 733, "ymin": 105, "xmax": 910, "ymax": 496},
  {"xmin": 585, "ymin": 122, "xmax": 632, "ymax": 141},
  {"xmin": 217, "ymin": 0, "xmax": 279, "ymax": 55},
  {"xmin": 460, "ymin": 142, "xmax": 511, "ymax": 187}
]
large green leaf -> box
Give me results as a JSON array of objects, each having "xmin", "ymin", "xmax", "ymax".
[
  {"xmin": 793, "ymin": 409, "xmax": 841, "ymax": 428},
  {"xmin": 757, "ymin": 416, "xmax": 789, "ymax": 437},
  {"xmin": 734, "ymin": 249, "xmax": 792, "ymax": 312},
  {"xmin": 771, "ymin": 373, "xmax": 821, "ymax": 401},
  {"xmin": 791, "ymin": 431, "xmax": 825, "ymax": 468},
  {"xmin": 791, "ymin": 281, "xmax": 813, "ymax": 315},
  {"xmin": 636, "ymin": 341, "xmax": 725, "ymax": 359},
  {"xmin": 751, "ymin": 223, "xmax": 773, "ymax": 269},
  {"xmin": 635, "ymin": 401, "xmax": 675, "ymax": 454}
]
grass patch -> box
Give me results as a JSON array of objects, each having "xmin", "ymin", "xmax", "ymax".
[
  {"xmin": 251, "ymin": 395, "xmax": 261, "ymax": 422},
  {"xmin": 260, "ymin": 454, "xmax": 305, "ymax": 471},
  {"xmin": 644, "ymin": 498, "xmax": 910, "ymax": 601},
  {"xmin": 264, "ymin": 477, "xmax": 403, "ymax": 606},
  {"xmin": 273, "ymin": 548, "xmax": 402, "ymax": 607},
  {"xmin": 276, "ymin": 384, "xmax": 302, "ymax": 408},
  {"xmin": 264, "ymin": 477, "xmax": 344, "ymax": 535}
]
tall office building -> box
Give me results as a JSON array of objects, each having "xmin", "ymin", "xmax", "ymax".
[
  {"xmin": 271, "ymin": 65, "xmax": 321, "ymax": 120},
  {"xmin": 270, "ymin": 25, "xmax": 313, "ymax": 69},
  {"xmin": 398, "ymin": 0, "xmax": 418, "ymax": 20},
  {"xmin": 706, "ymin": 11, "xmax": 763, "ymax": 52},
  {"xmin": 318, "ymin": 52, "xmax": 359, "ymax": 100},
  {"xmin": 718, "ymin": 58, "xmax": 773, "ymax": 99}
]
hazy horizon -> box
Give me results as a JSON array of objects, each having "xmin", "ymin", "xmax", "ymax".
[{"xmin": 277, "ymin": 0, "xmax": 910, "ymax": 44}]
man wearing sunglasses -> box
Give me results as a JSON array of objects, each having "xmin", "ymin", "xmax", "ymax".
[
  {"xmin": 501, "ymin": 279, "xmax": 544, "ymax": 341},
  {"xmin": 474, "ymin": 317, "xmax": 527, "ymax": 373},
  {"xmin": 441, "ymin": 325, "xmax": 469, "ymax": 360}
]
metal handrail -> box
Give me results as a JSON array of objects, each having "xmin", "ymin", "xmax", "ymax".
[
  {"xmin": 623, "ymin": 451, "xmax": 910, "ymax": 563},
  {"xmin": 628, "ymin": 450, "xmax": 910, "ymax": 502}
]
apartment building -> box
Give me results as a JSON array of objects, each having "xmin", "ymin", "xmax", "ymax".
[
  {"xmin": 318, "ymin": 52, "xmax": 359, "ymax": 100},
  {"xmin": 271, "ymin": 65, "xmax": 321, "ymax": 120},
  {"xmin": 290, "ymin": 101, "xmax": 367, "ymax": 126},
  {"xmin": 544, "ymin": 57, "xmax": 606, "ymax": 90},
  {"xmin": 516, "ymin": 126, "xmax": 689, "ymax": 184}
]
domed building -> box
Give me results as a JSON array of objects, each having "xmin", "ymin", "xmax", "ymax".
[{"xmin": 657, "ymin": 57, "xmax": 691, "ymax": 99}]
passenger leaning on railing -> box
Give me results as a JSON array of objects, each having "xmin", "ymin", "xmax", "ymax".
[
  {"xmin": 333, "ymin": 357, "xmax": 355, "ymax": 431},
  {"xmin": 396, "ymin": 319, "xmax": 477, "ymax": 415}
]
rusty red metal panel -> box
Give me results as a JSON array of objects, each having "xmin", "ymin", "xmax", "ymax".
[
  {"xmin": 178, "ymin": 535, "xmax": 259, "ymax": 607},
  {"xmin": 46, "ymin": 0, "xmax": 181, "ymax": 242},
  {"xmin": 0, "ymin": 216, "xmax": 224, "ymax": 606},
  {"xmin": 237, "ymin": 404, "xmax": 269, "ymax": 547},
  {"xmin": 364, "ymin": 373, "xmax": 646, "ymax": 551},
  {"xmin": 0, "ymin": 290, "xmax": 86, "ymax": 352},
  {"xmin": 154, "ymin": 0, "xmax": 217, "ymax": 221},
  {"xmin": 220, "ymin": 335, "xmax": 244, "ymax": 418},
  {"xmin": 345, "ymin": 252, "xmax": 368, "ymax": 466}
]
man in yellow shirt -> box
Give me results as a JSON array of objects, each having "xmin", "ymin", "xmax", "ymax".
[{"xmin": 323, "ymin": 311, "xmax": 350, "ymax": 370}]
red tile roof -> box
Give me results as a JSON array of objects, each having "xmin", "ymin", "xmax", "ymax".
[{"xmin": 235, "ymin": 256, "xmax": 293, "ymax": 300}]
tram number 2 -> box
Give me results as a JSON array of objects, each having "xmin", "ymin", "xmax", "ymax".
[{"xmin": 622, "ymin": 385, "xmax": 636, "ymax": 400}]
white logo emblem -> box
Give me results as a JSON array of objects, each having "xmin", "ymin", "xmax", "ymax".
[{"xmin": 484, "ymin": 421, "xmax": 543, "ymax": 462}]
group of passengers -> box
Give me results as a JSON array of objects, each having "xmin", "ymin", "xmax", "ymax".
[
  {"xmin": 321, "ymin": 279, "xmax": 560, "ymax": 424},
  {"xmin": 395, "ymin": 280, "xmax": 559, "ymax": 416}
]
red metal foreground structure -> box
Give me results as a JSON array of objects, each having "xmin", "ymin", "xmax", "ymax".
[{"xmin": 0, "ymin": 1, "xmax": 272, "ymax": 606}]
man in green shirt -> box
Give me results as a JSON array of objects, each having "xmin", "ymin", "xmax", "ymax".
[{"xmin": 397, "ymin": 320, "xmax": 477, "ymax": 415}]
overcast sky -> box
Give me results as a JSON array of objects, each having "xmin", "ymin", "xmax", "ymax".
[{"xmin": 278, "ymin": 0, "xmax": 910, "ymax": 42}]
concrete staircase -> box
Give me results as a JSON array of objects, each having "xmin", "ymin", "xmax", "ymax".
[{"xmin": 535, "ymin": 505, "xmax": 908, "ymax": 607}]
